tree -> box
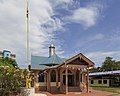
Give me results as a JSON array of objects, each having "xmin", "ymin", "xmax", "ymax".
[
  {"xmin": 0, "ymin": 57, "xmax": 17, "ymax": 67},
  {"xmin": 90, "ymin": 57, "xmax": 120, "ymax": 73},
  {"xmin": 101, "ymin": 57, "xmax": 116, "ymax": 71},
  {"xmin": 89, "ymin": 67, "xmax": 102, "ymax": 72},
  {"xmin": 115, "ymin": 61, "xmax": 120, "ymax": 70}
]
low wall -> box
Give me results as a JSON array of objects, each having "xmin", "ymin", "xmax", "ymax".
[
  {"xmin": 35, "ymin": 82, "xmax": 47, "ymax": 91},
  {"xmin": 35, "ymin": 82, "xmax": 61, "ymax": 92}
]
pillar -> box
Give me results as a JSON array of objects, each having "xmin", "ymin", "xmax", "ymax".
[
  {"xmin": 34, "ymin": 71, "xmax": 39, "ymax": 91},
  {"xmin": 56, "ymin": 69, "xmax": 58, "ymax": 87},
  {"xmin": 47, "ymin": 70, "xmax": 51, "ymax": 92},
  {"xmin": 44, "ymin": 72, "xmax": 47, "ymax": 90},
  {"xmin": 74, "ymin": 70, "xmax": 76, "ymax": 86},
  {"xmin": 78, "ymin": 69, "xmax": 80, "ymax": 86},
  {"xmin": 35, "ymin": 71, "xmax": 39, "ymax": 83},
  {"xmin": 86, "ymin": 67, "xmax": 89, "ymax": 93},
  {"xmin": 65, "ymin": 65, "xmax": 68, "ymax": 94},
  {"xmin": 82, "ymin": 73, "xmax": 84, "ymax": 83},
  {"xmin": 60, "ymin": 68, "xmax": 62, "ymax": 92}
]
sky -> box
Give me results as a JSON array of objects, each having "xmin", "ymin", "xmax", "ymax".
[{"xmin": 0, "ymin": 0, "xmax": 120, "ymax": 68}]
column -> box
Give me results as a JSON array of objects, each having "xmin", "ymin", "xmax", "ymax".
[
  {"xmin": 86, "ymin": 67, "xmax": 89, "ymax": 93},
  {"xmin": 31, "ymin": 73, "xmax": 35, "ymax": 87},
  {"xmin": 74, "ymin": 70, "xmax": 76, "ymax": 86},
  {"xmin": 35, "ymin": 71, "xmax": 39, "ymax": 83},
  {"xmin": 78, "ymin": 70, "xmax": 80, "ymax": 86},
  {"xmin": 65, "ymin": 65, "xmax": 68, "ymax": 94},
  {"xmin": 35, "ymin": 71, "xmax": 39, "ymax": 91},
  {"xmin": 82, "ymin": 73, "xmax": 84, "ymax": 83},
  {"xmin": 56, "ymin": 69, "xmax": 58, "ymax": 87},
  {"xmin": 44, "ymin": 72, "xmax": 47, "ymax": 90},
  {"xmin": 60, "ymin": 68, "xmax": 62, "ymax": 92},
  {"xmin": 47, "ymin": 70, "xmax": 51, "ymax": 92}
]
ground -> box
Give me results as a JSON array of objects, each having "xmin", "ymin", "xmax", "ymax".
[
  {"xmin": 92, "ymin": 86, "xmax": 120, "ymax": 94},
  {"xmin": 36, "ymin": 89, "xmax": 120, "ymax": 96}
]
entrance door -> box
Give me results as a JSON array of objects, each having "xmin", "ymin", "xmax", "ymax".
[
  {"xmin": 68, "ymin": 75, "xmax": 74, "ymax": 86},
  {"xmin": 63, "ymin": 75, "xmax": 74, "ymax": 86}
]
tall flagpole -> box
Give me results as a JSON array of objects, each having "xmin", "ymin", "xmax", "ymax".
[{"xmin": 26, "ymin": 0, "xmax": 30, "ymax": 70}]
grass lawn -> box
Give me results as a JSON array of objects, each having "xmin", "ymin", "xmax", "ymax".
[{"xmin": 91, "ymin": 86, "xmax": 120, "ymax": 95}]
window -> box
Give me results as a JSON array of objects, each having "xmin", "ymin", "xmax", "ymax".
[
  {"xmin": 51, "ymin": 70, "xmax": 56, "ymax": 82},
  {"xmin": 91, "ymin": 80, "xmax": 94, "ymax": 84},
  {"xmin": 98, "ymin": 80, "xmax": 102, "ymax": 84},
  {"xmin": 38, "ymin": 73, "xmax": 44, "ymax": 82},
  {"xmin": 103, "ymin": 80, "xmax": 107, "ymax": 84}
]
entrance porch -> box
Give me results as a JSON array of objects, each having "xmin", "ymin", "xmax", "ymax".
[{"xmin": 58, "ymin": 64, "xmax": 89, "ymax": 93}]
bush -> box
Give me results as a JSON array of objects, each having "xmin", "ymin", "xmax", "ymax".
[{"xmin": 0, "ymin": 65, "xmax": 27, "ymax": 96}]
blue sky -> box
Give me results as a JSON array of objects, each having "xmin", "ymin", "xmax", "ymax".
[{"xmin": 0, "ymin": 0, "xmax": 120, "ymax": 68}]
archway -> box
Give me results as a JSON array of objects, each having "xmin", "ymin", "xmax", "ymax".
[{"xmin": 50, "ymin": 70, "xmax": 56, "ymax": 82}]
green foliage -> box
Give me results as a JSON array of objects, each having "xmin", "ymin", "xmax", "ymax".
[
  {"xmin": 0, "ymin": 58, "xmax": 28, "ymax": 96},
  {"xmin": 101, "ymin": 57, "xmax": 120, "ymax": 71},
  {"xmin": 115, "ymin": 61, "xmax": 120, "ymax": 70},
  {"xmin": 90, "ymin": 67, "xmax": 102, "ymax": 72},
  {"xmin": 90, "ymin": 57, "xmax": 120, "ymax": 72},
  {"xmin": 0, "ymin": 57, "xmax": 17, "ymax": 68},
  {"xmin": 101, "ymin": 57, "xmax": 115, "ymax": 71},
  {"xmin": 0, "ymin": 66, "xmax": 23, "ymax": 95}
]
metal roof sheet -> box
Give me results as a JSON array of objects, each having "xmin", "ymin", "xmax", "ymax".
[
  {"xmin": 89, "ymin": 70, "xmax": 120, "ymax": 76},
  {"xmin": 41, "ymin": 54, "xmax": 64, "ymax": 65},
  {"xmin": 31, "ymin": 54, "xmax": 65, "ymax": 70}
]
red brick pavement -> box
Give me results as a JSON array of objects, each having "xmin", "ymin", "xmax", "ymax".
[{"xmin": 40, "ymin": 89, "xmax": 115, "ymax": 96}]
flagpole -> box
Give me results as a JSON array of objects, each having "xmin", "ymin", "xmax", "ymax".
[{"xmin": 26, "ymin": 0, "xmax": 30, "ymax": 70}]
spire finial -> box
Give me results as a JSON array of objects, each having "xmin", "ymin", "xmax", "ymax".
[{"xmin": 49, "ymin": 44, "xmax": 55, "ymax": 57}]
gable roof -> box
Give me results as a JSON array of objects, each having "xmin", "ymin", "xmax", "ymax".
[{"xmin": 57, "ymin": 53, "xmax": 95, "ymax": 68}]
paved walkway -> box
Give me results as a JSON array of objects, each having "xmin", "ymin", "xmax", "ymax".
[
  {"xmin": 36, "ymin": 89, "xmax": 120, "ymax": 96},
  {"xmin": 34, "ymin": 93, "xmax": 47, "ymax": 96},
  {"xmin": 112, "ymin": 94, "xmax": 120, "ymax": 96}
]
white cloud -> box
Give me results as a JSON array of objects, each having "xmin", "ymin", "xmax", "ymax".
[
  {"xmin": 0, "ymin": 0, "xmax": 64, "ymax": 68},
  {"xmin": 49, "ymin": 0, "xmax": 73, "ymax": 7},
  {"xmin": 91, "ymin": 33, "xmax": 104, "ymax": 40},
  {"xmin": 75, "ymin": 33, "xmax": 104, "ymax": 48},
  {"xmin": 0, "ymin": 0, "xmax": 106, "ymax": 68},
  {"xmin": 65, "ymin": 3, "xmax": 102, "ymax": 28},
  {"xmin": 85, "ymin": 51, "xmax": 120, "ymax": 67}
]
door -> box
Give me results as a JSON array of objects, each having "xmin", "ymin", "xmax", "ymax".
[
  {"xmin": 63, "ymin": 75, "xmax": 74, "ymax": 86},
  {"xmin": 68, "ymin": 75, "xmax": 74, "ymax": 86}
]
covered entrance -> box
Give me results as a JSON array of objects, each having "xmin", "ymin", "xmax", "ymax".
[
  {"xmin": 63, "ymin": 75, "xmax": 74, "ymax": 86},
  {"xmin": 57, "ymin": 53, "xmax": 94, "ymax": 94}
]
